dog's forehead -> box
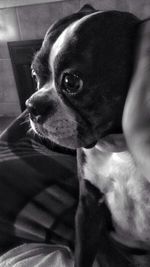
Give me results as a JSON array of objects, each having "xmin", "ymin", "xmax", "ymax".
[{"xmin": 50, "ymin": 11, "xmax": 103, "ymax": 64}]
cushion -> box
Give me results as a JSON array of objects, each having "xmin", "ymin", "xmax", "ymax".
[{"xmin": 0, "ymin": 111, "xmax": 78, "ymax": 255}]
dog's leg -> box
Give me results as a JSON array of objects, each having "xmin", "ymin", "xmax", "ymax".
[{"xmin": 75, "ymin": 178, "xmax": 108, "ymax": 267}]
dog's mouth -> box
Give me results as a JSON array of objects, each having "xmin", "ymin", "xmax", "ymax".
[
  {"xmin": 29, "ymin": 120, "xmax": 48, "ymax": 140},
  {"xmin": 29, "ymin": 112, "xmax": 119, "ymax": 150},
  {"xmin": 29, "ymin": 114, "xmax": 96, "ymax": 149}
]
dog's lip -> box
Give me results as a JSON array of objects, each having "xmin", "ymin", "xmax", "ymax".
[
  {"xmin": 32, "ymin": 122, "xmax": 49, "ymax": 140},
  {"xmin": 84, "ymin": 141, "xmax": 97, "ymax": 149}
]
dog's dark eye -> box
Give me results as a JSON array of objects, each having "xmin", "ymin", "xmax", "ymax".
[
  {"xmin": 32, "ymin": 69, "xmax": 37, "ymax": 81},
  {"xmin": 32, "ymin": 69, "xmax": 39, "ymax": 89},
  {"xmin": 62, "ymin": 73, "xmax": 83, "ymax": 95}
]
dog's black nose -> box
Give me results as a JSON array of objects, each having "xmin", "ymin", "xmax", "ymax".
[
  {"xmin": 26, "ymin": 99, "xmax": 39, "ymax": 117},
  {"xmin": 26, "ymin": 95, "xmax": 53, "ymax": 122}
]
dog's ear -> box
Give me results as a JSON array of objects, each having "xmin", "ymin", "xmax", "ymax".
[{"xmin": 79, "ymin": 4, "xmax": 96, "ymax": 13}]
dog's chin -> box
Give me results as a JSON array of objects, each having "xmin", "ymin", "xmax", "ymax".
[
  {"xmin": 30, "ymin": 121, "xmax": 96, "ymax": 149},
  {"xmin": 45, "ymin": 134, "xmax": 95, "ymax": 150}
]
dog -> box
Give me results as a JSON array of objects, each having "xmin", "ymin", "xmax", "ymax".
[{"xmin": 26, "ymin": 5, "xmax": 150, "ymax": 267}]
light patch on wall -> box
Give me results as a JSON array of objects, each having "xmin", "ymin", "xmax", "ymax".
[
  {"xmin": 0, "ymin": 0, "xmax": 64, "ymax": 9},
  {"xmin": 0, "ymin": 20, "xmax": 16, "ymax": 41},
  {"xmin": 0, "ymin": 8, "xmax": 20, "ymax": 42}
]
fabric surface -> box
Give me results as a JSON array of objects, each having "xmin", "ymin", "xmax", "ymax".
[
  {"xmin": 0, "ymin": 111, "xmax": 78, "ymax": 256},
  {"xmin": 1, "ymin": 112, "xmax": 148, "ymax": 266},
  {"xmin": 0, "ymin": 243, "xmax": 74, "ymax": 267},
  {"xmin": 0, "ymin": 243, "xmax": 100, "ymax": 267}
]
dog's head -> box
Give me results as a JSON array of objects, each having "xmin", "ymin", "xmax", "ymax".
[{"xmin": 26, "ymin": 5, "xmax": 139, "ymax": 149}]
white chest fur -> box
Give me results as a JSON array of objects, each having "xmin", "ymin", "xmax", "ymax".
[{"xmin": 83, "ymin": 146, "xmax": 150, "ymax": 247}]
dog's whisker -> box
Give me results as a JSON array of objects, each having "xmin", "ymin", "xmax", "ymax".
[
  {"xmin": 20, "ymin": 119, "xmax": 30, "ymax": 126},
  {"xmin": 37, "ymin": 132, "xmax": 44, "ymax": 142},
  {"xmin": 24, "ymin": 113, "xmax": 30, "ymax": 120},
  {"xmin": 26, "ymin": 127, "xmax": 33, "ymax": 136}
]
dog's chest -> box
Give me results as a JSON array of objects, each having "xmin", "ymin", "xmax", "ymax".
[{"xmin": 82, "ymin": 147, "xmax": 150, "ymax": 245}]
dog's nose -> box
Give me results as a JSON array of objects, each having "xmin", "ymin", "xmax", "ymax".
[
  {"xmin": 26, "ymin": 96, "xmax": 53, "ymax": 121},
  {"xmin": 26, "ymin": 99, "xmax": 39, "ymax": 117}
]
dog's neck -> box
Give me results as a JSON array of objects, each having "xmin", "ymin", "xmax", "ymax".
[{"xmin": 95, "ymin": 134, "xmax": 127, "ymax": 153}]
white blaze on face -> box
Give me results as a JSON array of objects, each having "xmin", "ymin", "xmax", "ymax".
[{"xmin": 50, "ymin": 11, "xmax": 103, "ymax": 67}]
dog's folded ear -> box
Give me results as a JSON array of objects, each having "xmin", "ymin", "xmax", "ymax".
[{"xmin": 79, "ymin": 4, "xmax": 96, "ymax": 13}]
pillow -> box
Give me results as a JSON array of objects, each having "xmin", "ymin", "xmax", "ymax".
[{"xmin": 0, "ymin": 111, "xmax": 78, "ymax": 255}]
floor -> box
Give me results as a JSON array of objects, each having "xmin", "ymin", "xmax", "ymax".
[{"xmin": 0, "ymin": 117, "xmax": 16, "ymax": 134}]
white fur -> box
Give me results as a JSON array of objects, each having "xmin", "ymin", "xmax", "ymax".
[{"xmin": 83, "ymin": 144, "xmax": 150, "ymax": 249}]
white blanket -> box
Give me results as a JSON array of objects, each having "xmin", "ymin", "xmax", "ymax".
[
  {"xmin": 0, "ymin": 243, "xmax": 74, "ymax": 267},
  {"xmin": 0, "ymin": 243, "xmax": 99, "ymax": 267}
]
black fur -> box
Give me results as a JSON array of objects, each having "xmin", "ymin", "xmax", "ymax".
[{"xmin": 26, "ymin": 5, "xmax": 143, "ymax": 267}]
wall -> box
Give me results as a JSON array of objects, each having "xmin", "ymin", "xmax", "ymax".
[
  {"xmin": 0, "ymin": 0, "xmax": 64, "ymax": 8},
  {"xmin": 0, "ymin": 0, "xmax": 150, "ymax": 118}
]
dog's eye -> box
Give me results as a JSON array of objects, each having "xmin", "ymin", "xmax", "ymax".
[
  {"xmin": 62, "ymin": 73, "xmax": 83, "ymax": 95},
  {"xmin": 32, "ymin": 69, "xmax": 37, "ymax": 80},
  {"xmin": 32, "ymin": 69, "xmax": 39, "ymax": 89}
]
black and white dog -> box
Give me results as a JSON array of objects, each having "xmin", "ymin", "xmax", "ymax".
[{"xmin": 26, "ymin": 5, "xmax": 150, "ymax": 267}]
